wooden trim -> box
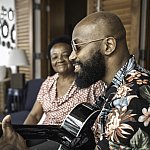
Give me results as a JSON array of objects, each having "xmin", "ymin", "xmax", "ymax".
[
  {"xmin": 145, "ymin": 0, "xmax": 150, "ymax": 70},
  {"xmin": 16, "ymin": 0, "xmax": 34, "ymax": 80},
  {"xmin": 87, "ymin": 0, "xmax": 97, "ymax": 15},
  {"xmin": 29, "ymin": 0, "xmax": 34, "ymax": 79},
  {"xmin": 130, "ymin": 0, "xmax": 141, "ymax": 59},
  {"xmin": 40, "ymin": 0, "xmax": 48, "ymax": 78}
]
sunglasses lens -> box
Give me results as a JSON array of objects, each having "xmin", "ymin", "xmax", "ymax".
[{"xmin": 71, "ymin": 41, "xmax": 77, "ymax": 52}]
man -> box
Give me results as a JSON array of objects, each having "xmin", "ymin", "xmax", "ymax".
[
  {"xmin": 69, "ymin": 11, "xmax": 150, "ymax": 149},
  {"xmin": 0, "ymin": 11, "xmax": 150, "ymax": 149}
]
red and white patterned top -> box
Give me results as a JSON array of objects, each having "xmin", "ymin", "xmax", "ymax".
[{"xmin": 37, "ymin": 73, "xmax": 105, "ymax": 125}]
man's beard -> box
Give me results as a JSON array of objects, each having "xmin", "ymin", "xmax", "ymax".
[{"xmin": 75, "ymin": 51, "xmax": 106, "ymax": 89}]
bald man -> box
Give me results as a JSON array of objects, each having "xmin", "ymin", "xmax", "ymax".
[
  {"xmin": 69, "ymin": 11, "xmax": 150, "ymax": 149},
  {"xmin": 1, "ymin": 11, "xmax": 150, "ymax": 150}
]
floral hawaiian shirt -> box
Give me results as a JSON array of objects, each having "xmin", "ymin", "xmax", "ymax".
[{"xmin": 96, "ymin": 56, "xmax": 150, "ymax": 150}]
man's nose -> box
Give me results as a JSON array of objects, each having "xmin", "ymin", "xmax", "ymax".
[{"xmin": 69, "ymin": 51, "xmax": 77, "ymax": 61}]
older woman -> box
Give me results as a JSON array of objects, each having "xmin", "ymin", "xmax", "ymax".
[
  {"xmin": 24, "ymin": 35, "xmax": 105, "ymax": 126},
  {"xmin": 20, "ymin": 35, "xmax": 105, "ymax": 149}
]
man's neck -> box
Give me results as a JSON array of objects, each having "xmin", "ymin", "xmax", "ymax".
[{"xmin": 103, "ymin": 55, "xmax": 130, "ymax": 85}]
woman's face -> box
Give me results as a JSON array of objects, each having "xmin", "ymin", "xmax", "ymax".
[{"xmin": 50, "ymin": 43, "xmax": 74, "ymax": 74}]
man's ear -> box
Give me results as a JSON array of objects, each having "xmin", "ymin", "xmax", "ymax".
[{"xmin": 104, "ymin": 37, "xmax": 116, "ymax": 55}]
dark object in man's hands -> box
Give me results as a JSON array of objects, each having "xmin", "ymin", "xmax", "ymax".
[{"xmin": 69, "ymin": 128, "xmax": 96, "ymax": 150}]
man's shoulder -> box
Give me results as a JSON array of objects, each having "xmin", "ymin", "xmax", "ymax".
[{"xmin": 125, "ymin": 67, "xmax": 150, "ymax": 86}]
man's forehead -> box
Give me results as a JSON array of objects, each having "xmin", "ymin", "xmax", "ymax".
[{"xmin": 72, "ymin": 23, "xmax": 98, "ymax": 41}]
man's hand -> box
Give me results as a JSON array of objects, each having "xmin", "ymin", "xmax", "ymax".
[{"xmin": 0, "ymin": 115, "xmax": 29, "ymax": 150}]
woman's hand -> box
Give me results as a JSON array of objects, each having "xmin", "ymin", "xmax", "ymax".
[{"xmin": 0, "ymin": 115, "xmax": 29, "ymax": 150}]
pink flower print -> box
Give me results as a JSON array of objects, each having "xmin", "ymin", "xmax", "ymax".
[
  {"xmin": 126, "ymin": 70, "xmax": 149, "ymax": 84},
  {"xmin": 105, "ymin": 107, "xmax": 135, "ymax": 143},
  {"xmin": 138, "ymin": 107, "xmax": 150, "ymax": 127},
  {"xmin": 113, "ymin": 84, "xmax": 132, "ymax": 99}
]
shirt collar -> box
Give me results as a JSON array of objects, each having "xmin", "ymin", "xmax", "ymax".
[
  {"xmin": 111, "ymin": 55, "xmax": 136, "ymax": 88},
  {"xmin": 101, "ymin": 55, "xmax": 136, "ymax": 101}
]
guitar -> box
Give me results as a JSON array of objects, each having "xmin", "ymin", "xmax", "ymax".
[{"xmin": 0, "ymin": 102, "xmax": 103, "ymax": 149}]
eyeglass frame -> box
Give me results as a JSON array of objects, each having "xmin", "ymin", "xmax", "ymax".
[{"xmin": 71, "ymin": 38, "xmax": 105, "ymax": 53}]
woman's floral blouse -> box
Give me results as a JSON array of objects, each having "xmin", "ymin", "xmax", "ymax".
[{"xmin": 96, "ymin": 56, "xmax": 150, "ymax": 150}]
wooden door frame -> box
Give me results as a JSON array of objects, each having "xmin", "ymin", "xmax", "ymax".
[
  {"xmin": 40, "ymin": 0, "xmax": 48, "ymax": 78},
  {"xmin": 144, "ymin": 0, "xmax": 150, "ymax": 70}
]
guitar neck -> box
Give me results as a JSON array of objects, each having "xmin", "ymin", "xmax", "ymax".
[
  {"xmin": 0, "ymin": 102, "xmax": 102, "ymax": 149},
  {"xmin": 0, "ymin": 124, "xmax": 73, "ymax": 144}
]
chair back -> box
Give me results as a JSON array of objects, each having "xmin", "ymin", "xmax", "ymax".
[{"xmin": 23, "ymin": 79, "xmax": 44, "ymax": 111}]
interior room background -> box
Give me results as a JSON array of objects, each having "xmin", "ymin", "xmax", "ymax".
[{"xmin": 0, "ymin": 0, "xmax": 150, "ymax": 114}]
